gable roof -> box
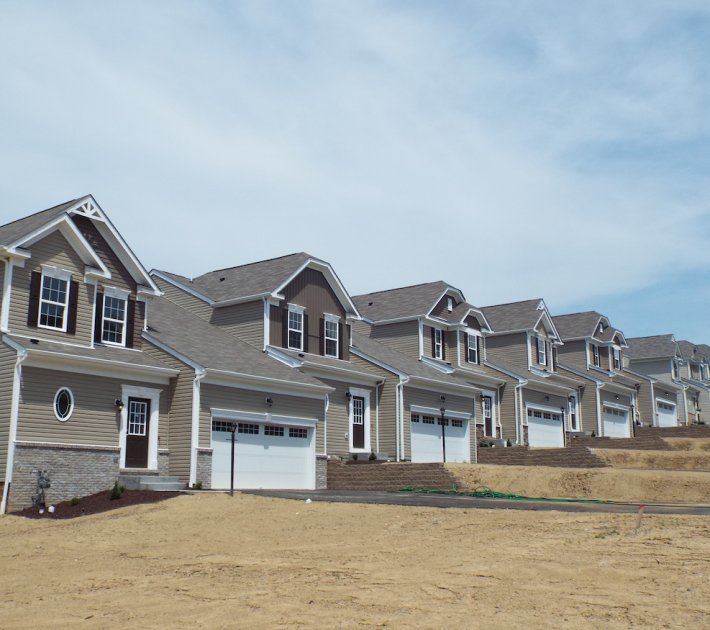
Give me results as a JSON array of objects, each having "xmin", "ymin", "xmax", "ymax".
[
  {"xmin": 482, "ymin": 298, "xmax": 561, "ymax": 341},
  {"xmin": 156, "ymin": 252, "xmax": 359, "ymax": 315},
  {"xmin": 553, "ymin": 312, "xmax": 604, "ymax": 340},
  {"xmin": 676, "ymin": 340, "xmax": 708, "ymax": 362},
  {"xmin": 353, "ymin": 281, "xmax": 463, "ymax": 323},
  {"xmin": 626, "ymin": 335, "xmax": 678, "ymax": 360},
  {"xmin": 0, "ymin": 196, "xmax": 160, "ymax": 295},
  {"xmin": 145, "ymin": 296, "xmax": 330, "ymax": 392}
]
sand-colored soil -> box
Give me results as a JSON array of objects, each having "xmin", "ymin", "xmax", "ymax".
[
  {"xmin": 593, "ymin": 448, "xmax": 710, "ymax": 471},
  {"xmin": 447, "ymin": 463, "xmax": 710, "ymax": 503},
  {"xmin": 664, "ymin": 437, "xmax": 710, "ymax": 451},
  {"xmin": 2, "ymin": 493, "xmax": 710, "ymax": 629}
]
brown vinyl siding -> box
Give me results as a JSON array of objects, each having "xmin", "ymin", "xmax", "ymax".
[
  {"xmin": 8, "ymin": 231, "xmax": 93, "ymax": 345},
  {"xmin": 430, "ymin": 294, "xmax": 457, "ymax": 319},
  {"xmin": 485, "ymin": 332, "xmax": 529, "ymax": 370},
  {"xmin": 200, "ymin": 383, "xmax": 325, "ymax": 452},
  {"xmin": 153, "ymin": 276, "xmax": 212, "ymax": 321},
  {"xmin": 0, "ymin": 341, "xmax": 17, "ymax": 480},
  {"xmin": 404, "ymin": 387, "xmax": 474, "ymax": 461},
  {"xmin": 635, "ymin": 381, "xmax": 653, "ymax": 424},
  {"xmin": 70, "ymin": 215, "xmax": 137, "ymax": 292},
  {"xmin": 210, "ymin": 301, "xmax": 263, "ymax": 348},
  {"xmin": 369, "ymin": 321, "xmax": 419, "ymax": 357},
  {"xmin": 496, "ymin": 378, "xmax": 517, "ymax": 441},
  {"xmin": 16, "ymin": 367, "xmax": 167, "ymax": 446},
  {"xmin": 464, "ymin": 315, "xmax": 481, "ymax": 331},
  {"xmin": 523, "ymin": 389, "xmax": 566, "ymax": 413},
  {"xmin": 556, "ymin": 340, "xmax": 589, "ymax": 371},
  {"xmin": 578, "ymin": 386, "xmax": 599, "ymax": 434},
  {"xmin": 351, "ymin": 320, "xmax": 372, "ymax": 336},
  {"xmin": 142, "ymin": 342, "xmax": 193, "ymax": 481},
  {"xmin": 629, "ymin": 359, "xmax": 675, "ymax": 383}
]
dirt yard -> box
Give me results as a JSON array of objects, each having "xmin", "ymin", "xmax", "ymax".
[
  {"xmin": 448, "ymin": 463, "xmax": 710, "ymax": 503},
  {"xmin": 2, "ymin": 492, "xmax": 709, "ymax": 629},
  {"xmin": 593, "ymin": 448, "xmax": 710, "ymax": 471}
]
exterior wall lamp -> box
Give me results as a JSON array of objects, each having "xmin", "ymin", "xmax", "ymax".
[
  {"xmin": 114, "ymin": 399, "xmax": 124, "ymax": 412},
  {"xmin": 265, "ymin": 397, "xmax": 273, "ymax": 407}
]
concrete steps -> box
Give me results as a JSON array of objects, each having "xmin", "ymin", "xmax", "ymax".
[
  {"xmin": 327, "ymin": 461, "xmax": 458, "ymax": 491},
  {"xmin": 476, "ymin": 446, "xmax": 607, "ymax": 468},
  {"xmin": 118, "ymin": 473, "xmax": 185, "ymax": 491}
]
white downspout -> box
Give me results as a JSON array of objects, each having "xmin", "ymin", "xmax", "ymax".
[
  {"xmin": 375, "ymin": 381, "xmax": 383, "ymax": 454},
  {"xmin": 395, "ymin": 381, "xmax": 400, "ymax": 461},
  {"xmin": 682, "ymin": 386, "xmax": 689, "ymax": 425},
  {"xmin": 1, "ymin": 258, "xmax": 14, "ymax": 333},
  {"xmin": 513, "ymin": 382, "xmax": 521, "ymax": 445},
  {"xmin": 1, "ymin": 345, "xmax": 28, "ymax": 514},
  {"xmin": 189, "ymin": 367, "xmax": 207, "ymax": 487},
  {"xmin": 323, "ymin": 393, "xmax": 329, "ymax": 454},
  {"xmin": 397, "ymin": 376, "xmax": 410, "ymax": 461},
  {"xmin": 595, "ymin": 385, "xmax": 602, "ymax": 436}
]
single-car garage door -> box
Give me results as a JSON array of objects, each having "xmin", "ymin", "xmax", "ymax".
[
  {"xmin": 211, "ymin": 419, "xmax": 315, "ymax": 489},
  {"xmin": 603, "ymin": 406, "xmax": 630, "ymax": 438},
  {"xmin": 410, "ymin": 414, "xmax": 470, "ymax": 463},
  {"xmin": 656, "ymin": 400, "xmax": 678, "ymax": 427},
  {"xmin": 526, "ymin": 408, "xmax": 564, "ymax": 447}
]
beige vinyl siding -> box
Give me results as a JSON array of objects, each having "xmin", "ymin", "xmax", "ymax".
[
  {"xmin": 16, "ymin": 367, "xmax": 167, "ymax": 446},
  {"xmin": 578, "ymin": 386, "xmax": 599, "ymax": 434},
  {"xmin": 430, "ymin": 295, "xmax": 458, "ymax": 319},
  {"xmin": 424, "ymin": 325, "xmax": 454, "ymax": 360},
  {"xmin": 635, "ymin": 381, "xmax": 654, "ymax": 424},
  {"xmin": 496, "ymin": 377, "xmax": 518, "ymax": 441},
  {"xmin": 142, "ymin": 342, "xmax": 193, "ymax": 481},
  {"xmin": 485, "ymin": 332, "xmax": 529, "ymax": 370},
  {"xmin": 369, "ymin": 321, "xmax": 419, "ymax": 357},
  {"xmin": 556, "ymin": 340, "xmax": 588, "ymax": 371},
  {"xmin": 211, "ymin": 301, "xmax": 263, "ymax": 348},
  {"xmin": 0, "ymin": 259, "xmax": 4, "ymax": 314},
  {"xmin": 200, "ymin": 383, "xmax": 325, "ymax": 452},
  {"xmin": 630, "ymin": 359, "xmax": 675, "ymax": 383},
  {"xmin": 70, "ymin": 215, "xmax": 136, "ymax": 292},
  {"xmin": 404, "ymin": 387, "xmax": 474, "ymax": 461},
  {"xmin": 351, "ymin": 320, "xmax": 372, "ymax": 336},
  {"xmin": 9, "ymin": 231, "xmax": 93, "ymax": 345},
  {"xmin": 0, "ymin": 341, "xmax": 17, "ymax": 480},
  {"xmin": 523, "ymin": 389, "xmax": 566, "ymax": 413},
  {"xmin": 153, "ymin": 276, "xmax": 213, "ymax": 321}
]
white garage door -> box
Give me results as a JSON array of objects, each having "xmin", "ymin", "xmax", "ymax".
[
  {"xmin": 211, "ymin": 420, "xmax": 315, "ymax": 490},
  {"xmin": 656, "ymin": 400, "xmax": 678, "ymax": 427},
  {"xmin": 410, "ymin": 414, "xmax": 470, "ymax": 463},
  {"xmin": 603, "ymin": 406, "xmax": 630, "ymax": 438},
  {"xmin": 526, "ymin": 408, "xmax": 564, "ymax": 447}
]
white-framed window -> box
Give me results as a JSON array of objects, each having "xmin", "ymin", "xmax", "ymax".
[
  {"xmin": 612, "ymin": 347, "xmax": 621, "ymax": 370},
  {"xmin": 467, "ymin": 333, "xmax": 479, "ymax": 364},
  {"xmin": 102, "ymin": 287, "xmax": 129, "ymax": 346},
  {"xmin": 434, "ymin": 328, "xmax": 444, "ymax": 359},
  {"xmin": 53, "ymin": 387, "xmax": 74, "ymax": 422},
  {"xmin": 671, "ymin": 360, "xmax": 678, "ymax": 379},
  {"xmin": 324, "ymin": 314, "xmax": 339, "ymax": 358},
  {"xmin": 39, "ymin": 267, "xmax": 72, "ymax": 331},
  {"xmin": 591, "ymin": 343, "xmax": 600, "ymax": 367},
  {"xmin": 288, "ymin": 305, "xmax": 304, "ymax": 350},
  {"xmin": 127, "ymin": 399, "xmax": 149, "ymax": 436},
  {"xmin": 447, "ymin": 297, "xmax": 454, "ymax": 312},
  {"xmin": 537, "ymin": 336, "xmax": 546, "ymax": 365}
]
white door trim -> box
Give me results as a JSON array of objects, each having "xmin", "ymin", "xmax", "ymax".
[
  {"xmin": 120, "ymin": 385, "xmax": 162, "ymax": 469},
  {"xmin": 348, "ymin": 387, "xmax": 371, "ymax": 453}
]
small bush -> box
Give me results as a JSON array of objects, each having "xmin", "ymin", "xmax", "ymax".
[
  {"xmin": 368, "ymin": 451, "xmax": 377, "ymax": 461},
  {"xmin": 110, "ymin": 482, "xmax": 124, "ymax": 501},
  {"xmin": 352, "ymin": 453, "xmax": 358, "ymax": 460},
  {"xmin": 70, "ymin": 497, "xmax": 80, "ymax": 506},
  {"xmin": 193, "ymin": 481, "xmax": 203, "ymax": 490}
]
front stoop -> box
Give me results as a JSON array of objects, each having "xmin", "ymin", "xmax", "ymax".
[{"xmin": 118, "ymin": 472, "xmax": 184, "ymax": 491}]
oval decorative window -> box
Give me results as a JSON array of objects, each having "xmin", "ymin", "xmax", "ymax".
[{"xmin": 54, "ymin": 388, "xmax": 74, "ymax": 422}]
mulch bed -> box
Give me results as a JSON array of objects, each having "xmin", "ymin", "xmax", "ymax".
[{"xmin": 11, "ymin": 489, "xmax": 184, "ymax": 520}]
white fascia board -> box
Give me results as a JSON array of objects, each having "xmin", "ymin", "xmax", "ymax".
[
  {"xmin": 349, "ymin": 347, "xmax": 408, "ymax": 379},
  {"xmin": 483, "ymin": 360, "xmax": 527, "ymax": 384},
  {"xmin": 454, "ymin": 367, "xmax": 505, "ymax": 388},
  {"xmin": 599, "ymin": 380, "xmax": 636, "ymax": 396},
  {"xmin": 142, "ymin": 332, "xmax": 204, "ymax": 372},
  {"xmin": 265, "ymin": 345, "xmax": 304, "ymax": 368},
  {"xmin": 622, "ymin": 367, "xmax": 656, "ymax": 384},
  {"xmin": 212, "ymin": 292, "xmax": 272, "ymax": 308},
  {"xmin": 203, "ymin": 368, "xmax": 333, "ymax": 399},
  {"xmin": 300, "ymin": 361, "xmax": 383, "ymax": 386},
  {"xmin": 0, "ymin": 246, "xmax": 30, "ymax": 261},
  {"xmin": 680, "ymin": 378, "xmax": 710, "ymax": 392},
  {"xmin": 22, "ymin": 348, "xmax": 177, "ymax": 384},
  {"xmin": 425, "ymin": 287, "xmax": 465, "ymax": 319},
  {"xmin": 557, "ymin": 362, "xmax": 601, "ymax": 384},
  {"xmin": 421, "ymin": 355, "xmax": 455, "ymax": 374},
  {"xmin": 74, "ymin": 196, "xmax": 161, "ymax": 295},
  {"xmin": 524, "ymin": 377, "xmax": 576, "ymax": 396},
  {"xmin": 457, "ymin": 307, "xmax": 492, "ymax": 332},
  {"xmin": 410, "ymin": 404, "xmax": 472, "ymax": 421},
  {"xmin": 371, "ymin": 315, "xmax": 424, "ymax": 326},
  {"xmin": 534, "ymin": 308, "xmax": 562, "ymax": 343},
  {"xmin": 406, "ymin": 375, "xmax": 480, "ymax": 397},
  {"xmin": 10, "ymin": 214, "xmax": 111, "ymax": 278},
  {"xmin": 210, "ymin": 408, "xmax": 318, "ymax": 427},
  {"xmin": 150, "ymin": 270, "xmax": 214, "ymax": 304}
]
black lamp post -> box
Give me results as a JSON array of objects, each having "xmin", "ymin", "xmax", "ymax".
[
  {"xmin": 440, "ymin": 395, "xmax": 447, "ymax": 462},
  {"xmin": 230, "ymin": 423, "xmax": 238, "ymax": 496}
]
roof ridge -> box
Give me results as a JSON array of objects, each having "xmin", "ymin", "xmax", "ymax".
[
  {"xmin": 196, "ymin": 252, "xmax": 312, "ymax": 277},
  {"xmin": 482, "ymin": 297, "xmax": 543, "ymax": 309},
  {"xmin": 354, "ymin": 280, "xmax": 449, "ymax": 298},
  {"xmin": 0, "ymin": 197, "xmax": 80, "ymax": 231}
]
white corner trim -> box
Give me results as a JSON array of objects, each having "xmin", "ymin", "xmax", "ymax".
[
  {"xmin": 0, "ymin": 259, "xmax": 13, "ymax": 332},
  {"xmin": 189, "ymin": 368, "xmax": 207, "ymax": 486},
  {"xmin": 1, "ymin": 343, "xmax": 28, "ymax": 514}
]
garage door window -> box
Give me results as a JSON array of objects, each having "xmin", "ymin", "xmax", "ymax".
[
  {"xmin": 452, "ymin": 419, "xmax": 463, "ymax": 428},
  {"xmin": 238, "ymin": 423, "xmax": 259, "ymax": 434},
  {"xmin": 422, "ymin": 416, "xmax": 435, "ymax": 425},
  {"xmin": 212, "ymin": 420, "xmax": 233, "ymax": 432},
  {"xmin": 264, "ymin": 425, "xmax": 284, "ymax": 437},
  {"xmin": 289, "ymin": 427, "xmax": 308, "ymax": 439},
  {"xmin": 527, "ymin": 408, "xmax": 561, "ymax": 422}
]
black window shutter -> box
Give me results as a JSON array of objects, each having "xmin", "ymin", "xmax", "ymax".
[
  {"xmin": 94, "ymin": 290, "xmax": 104, "ymax": 343},
  {"xmin": 319, "ymin": 317, "xmax": 325, "ymax": 355},
  {"xmin": 431, "ymin": 327, "xmax": 435, "ymax": 356},
  {"xmin": 302, "ymin": 313, "xmax": 309, "ymax": 352},
  {"xmin": 66, "ymin": 280, "xmax": 79, "ymax": 335},
  {"xmin": 27, "ymin": 271, "xmax": 41, "ymax": 328},
  {"xmin": 338, "ymin": 322, "xmax": 344, "ymax": 359},
  {"xmin": 441, "ymin": 330, "xmax": 446, "ymax": 360},
  {"xmin": 533, "ymin": 336, "xmax": 538, "ymax": 364},
  {"xmin": 125, "ymin": 298, "xmax": 136, "ymax": 348},
  {"xmin": 475, "ymin": 335, "xmax": 480, "ymax": 364},
  {"xmin": 464, "ymin": 332, "xmax": 469, "ymax": 361},
  {"xmin": 282, "ymin": 309, "xmax": 289, "ymax": 348}
]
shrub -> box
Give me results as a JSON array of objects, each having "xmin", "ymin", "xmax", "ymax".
[
  {"xmin": 352, "ymin": 453, "xmax": 359, "ymax": 460},
  {"xmin": 110, "ymin": 482, "xmax": 124, "ymax": 501},
  {"xmin": 70, "ymin": 497, "xmax": 80, "ymax": 506},
  {"xmin": 193, "ymin": 481, "xmax": 203, "ymax": 490},
  {"xmin": 368, "ymin": 451, "xmax": 377, "ymax": 461}
]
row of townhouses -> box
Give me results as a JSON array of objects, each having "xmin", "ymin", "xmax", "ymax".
[{"xmin": 1, "ymin": 197, "xmax": 708, "ymax": 511}]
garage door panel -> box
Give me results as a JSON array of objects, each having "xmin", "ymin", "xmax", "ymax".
[
  {"xmin": 603, "ymin": 407, "xmax": 630, "ymax": 438},
  {"xmin": 410, "ymin": 415, "xmax": 469, "ymax": 463},
  {"xmin": 656, "ymin": 401, "xmax": 677, "ymax": 427},
  {"xmin": 526, "ymin": 408, "xmax": 564, "ymax": 447}
]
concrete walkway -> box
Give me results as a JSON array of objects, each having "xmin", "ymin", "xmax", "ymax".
[{"xmin": 245, "ymin": 489, "xmax": 710, "ymax": 515}]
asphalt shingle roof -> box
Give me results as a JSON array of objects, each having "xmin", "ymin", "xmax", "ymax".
[
  {"xmin": 552, "ymin": 312, "xmax": 602, "ymax": 339},
  {"xmin": 146, "ymin": 296, "xmax": 326, "ymax": 387},
  {"xmin": 676, "ymin": 340, "xmax": 707, "ymax": 362},
  {"xmin": 353, "ymin": 281, "xmax": 453, "ymax": 322},
  {"xmin": 626, "ymin": 335, "xmax": 678, "ymax": 360},
  {"xmin": 0, "ymin": 199, "xmax": 79, "ymax": 247},
  {"xmin": 481, "ymin": 299, "xmax": 544, "ymax": 333}
]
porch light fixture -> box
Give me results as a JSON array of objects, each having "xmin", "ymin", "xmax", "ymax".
[
  {"xmin": 345, "ymin": 391, "xmax": 352, "ymax": 401},
  {"xmin": 114, "ymin": 399, "xmax": 124, "ymax": 412},
  {"xmin": 615, "ymin": 395, "xmax": 619, "ymax": 400},
  {"xmin": 544, "ymin": 395, "xmax": 550, "ymax": 401},
  {"xmin": 265, "ymin": 397, "xmax": 273, "ymax": 407}
]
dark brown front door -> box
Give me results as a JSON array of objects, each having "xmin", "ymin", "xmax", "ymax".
[
  {"xmin": 125, "ymin": 397, "xmax": 150, "ymax": 468},
  {"xmin": 352, "ymin": 396, "xmax": 365, "ymax": 450}
]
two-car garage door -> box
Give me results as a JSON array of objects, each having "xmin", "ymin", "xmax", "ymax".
[{"xmin": 211, "ymin": 418, "xmax": 315, "ymax": 490}]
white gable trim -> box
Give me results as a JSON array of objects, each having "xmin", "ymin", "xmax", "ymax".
[
  {"xmin": 150, "ymin": 270, "xmax": 214, "ymax": 305},
  {"xmin": 425, "ymin": 287, "xmax": 466, "ymax": 319}
]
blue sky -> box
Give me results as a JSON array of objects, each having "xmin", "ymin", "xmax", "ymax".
[{"xmin": 1, "ymin": 1, "xmax": 709, "ymax": 341}]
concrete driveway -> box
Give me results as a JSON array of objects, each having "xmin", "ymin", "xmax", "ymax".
[{"xmin": 245, "ymin": 489, "xmax": 710, "ymax": 515}]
